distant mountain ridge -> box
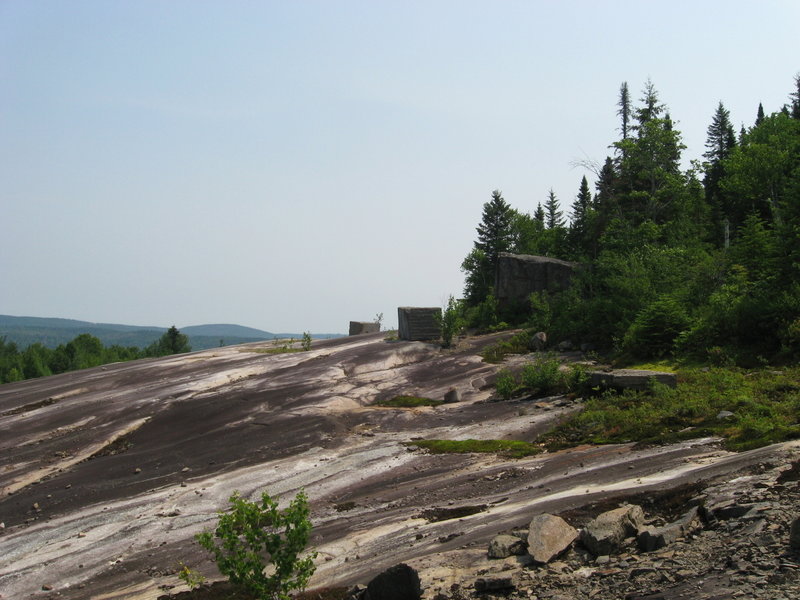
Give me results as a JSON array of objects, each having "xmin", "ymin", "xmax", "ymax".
[{"xmin": 0, "ymin": 315, "xmax": 342, "ymax": 351}]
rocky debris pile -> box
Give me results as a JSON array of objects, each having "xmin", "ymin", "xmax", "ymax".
[{"xmin": 403, "ymin": 455, "xmax": 800, "ymax": 600}]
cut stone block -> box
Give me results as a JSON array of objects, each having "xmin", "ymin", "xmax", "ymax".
[
  {"xmin": 495, "ymin": 253, "xmax": 577, "ymax": 310},
  {"xmin": 398, "ymin": 307, "xmax": 442, "ymax": 341},
  {"xmin": 349, "ymin": 321, "xmax": 380, "ymax": 336},
  {"xmin": 589, "ymin": 369, "xmax": 677, "ymax": 391}
]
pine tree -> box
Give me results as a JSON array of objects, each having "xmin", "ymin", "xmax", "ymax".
[{"xmin": 544, "ymin": 189, "xmax": 564, "ymax": 229}]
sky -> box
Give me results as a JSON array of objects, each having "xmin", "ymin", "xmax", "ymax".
[{"xmin": 1, "ymin": 1, "xmax": 798, "ymax": 334}]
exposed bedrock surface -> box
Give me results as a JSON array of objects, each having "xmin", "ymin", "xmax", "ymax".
[{"xmin": 0, "ymin": 332, "xmax": 796, "ymax": 599}]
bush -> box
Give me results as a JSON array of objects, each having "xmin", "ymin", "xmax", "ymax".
[
  {"xmin": 494, "ymin": 368, "xmax": 518, "ymax": 400},
  {"xmin": 438, "ymin": 295, "xmax": 464, "ymax": 348},
  {"xmin": 621, "ymin": 296, "xmax": 689, "ymax": 359},
  {"xmin": 302, "ymin": 332, "xmax": 312, "ymax": 352},
  {"xmin": 196, "ymin": 490, "xmax": 316, "ymax": 600}
]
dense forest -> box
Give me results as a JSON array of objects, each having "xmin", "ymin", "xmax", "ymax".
[
  {"xmin": 462, "ymin": 75, "xmax": 800, "ymax": 366},
  {"xmin": 0, "ymin": 326, "xmax": 191, "ymax": 384}
]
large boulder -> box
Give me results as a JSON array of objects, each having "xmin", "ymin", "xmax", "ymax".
[
  {"xmin": 527, "ymin": 513, "xmax": 578, "ymax": 564},
  {"xmin": 494, "ymin": 253, "xmax": 577, "ymax": 310},
  {"xmin": 397, "ymin": 307, "xmax": 442, "ymax": 342},
  {"xmin": 580, "ymin": 505, "xmax": 645, "ymax": 556},
  {"xmin": 364, "ymin": 563, "xmax": 421, "ymax": 600},
  {"xmin": 589, "ymin": 369, "xmax": 677, "ymax": 391}
]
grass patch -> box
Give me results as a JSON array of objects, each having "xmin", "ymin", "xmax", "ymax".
[
  {"xmin": 375, "ymin": 395, "xmax": 443, "ymax": 408},
  {"xmin": 409, "ymin": 438, "xmax": 541, "ymax": 458},
  {"xmin": 481, "ymin": 330, "xmax": 531, "ymax": 363},
  {"xmin": 542, "ymin": 366, "xmax": 800, "ymax": 452}
]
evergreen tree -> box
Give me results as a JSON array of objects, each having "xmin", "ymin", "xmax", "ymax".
[
  {"xmin": 791, "ymin": 74, "xmax": 800, "ymax": 119},
  {"xmin": 703, "ymin": 102, "xmax": 737, "ymax": 245},
  {"xmin": 461, "ymin": 190, "xmax": 514, "ymax": 304},
  {"xmin": 756, "ymin": 102, "xmax": 765, "ymax": 126},
  {"xmin": 544, "ymin": 189, "xmax": 564, "ymax": 229},
  {"xmin": 568, "ymin": 176, "xmax": 594, "ymax": 258},
  {"xmin": 534, "ymin": 202, "xmax": 545, "ymax": 225},
  {"xmin": 617, "ymin": 82, "xmax": 631, "ymax": 140},
  {"xmin": 475, "ymin": 190, "xmax": 514, "ymax": 265}
]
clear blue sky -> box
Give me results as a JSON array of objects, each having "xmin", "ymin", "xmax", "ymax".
[{"xmin": 1, "ymin": 1, "xmax": 798, "ymax": 333}]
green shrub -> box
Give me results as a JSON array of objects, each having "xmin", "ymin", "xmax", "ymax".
[
  {"xmin": 494, "ymin": 369, "xmax": 518, "ymax": 400},
  {"xmin": 196, "ymin": 490, "xmax": 316, "ymax": 600},
  {"xmin": 481, "ymin": 330, "xmax": 531, "ymax": 363},
  {"xmin": 302, "ymin": 332, "xmax": 312, "ymax": 352},
  {"xmin": 438, "ymin": 295, "xmax": 464, "ymax": 348},
  {"xmin": 621, "ymin": 296, "xmax": 689, "ymax": 359}
]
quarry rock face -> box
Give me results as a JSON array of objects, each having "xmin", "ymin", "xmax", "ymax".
[
  {"xmin": 397, "ymin": 307, "xmax": 442, "ymax": 341},
  {"xmin": 494, "ymin": 253, "xmax": 577, "ymax": 309},
  {"xmin": 350, "ymin": 321, "xmax": 381, "ymax": 335}
]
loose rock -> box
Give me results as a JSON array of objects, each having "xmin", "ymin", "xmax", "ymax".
[
  {"xmin": 488, "ymin": 534, "xmax": 527, "ymax": 558},
  {"xmin": 527, "ymin": 513, "xmax": 578, "ymax": 564},
  {"xmin": 581, "ymin": 505, "xmax": 644, "ymax": 556}
]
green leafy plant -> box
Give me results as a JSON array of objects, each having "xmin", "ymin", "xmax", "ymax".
[
  {"xmin": 301, "ymin": 332, "xmax": 312, "ymax": 352},
  {"xmin": 177, "ymin": 563, "xmax": 206, "ymax": 589},
  {"xmin": 196, "ymin": 490, "xmax": 316, "ymax": 600},
  {"xmin": 437, "ymin": 295, "xmax": 464, "ymax": 348},
  {"xmin": 494, "ymin": 368, "xmax": 518, "ymax": 400}
]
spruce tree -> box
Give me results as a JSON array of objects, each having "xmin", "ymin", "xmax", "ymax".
[
  {"xmin": 461, "ymin": 190, "xmax": 514, "ymax": 304},
  {"xmin": 475, "ymin": 190, "xmax": 514, "ymax": 266},
  {"xmin": 534, "ymin": 202, "xmax": 545, "ymax": 225},
  {"xmin": 791, "ymin": 74, "xmax": 800, "ymax": 119},
  {"xmin": 568, "ymin": 176, "xmax": 593, "ymax": 258},
  {"xmin": 703, "ymin": 102, "xmax": 737, "ymax": 246},
  {"xmin": 618, "ymin": 82, "xmax": 631, "ymax": 140},
  {"xmin": 544, "ymin": 189, "xmax": 564, "ymax": 229},
  {"xmin": 756, "ymin": 102, "xmax": 765, "ymax": 126}
]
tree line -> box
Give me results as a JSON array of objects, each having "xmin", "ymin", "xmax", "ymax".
[
  {"xmin": 0, "ymin": 326, "xmax": 191, "ymax": 384},
  {"xmin": 461, "ymin": 75, "xmax": 800, "ymax": 365}
]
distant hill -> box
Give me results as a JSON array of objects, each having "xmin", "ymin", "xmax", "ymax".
[{"xmin": 0, "ymin": 315, "xmax": 343, "ymax": 351}]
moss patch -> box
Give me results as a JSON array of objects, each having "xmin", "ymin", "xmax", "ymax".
[{"xmin": 409, "ymin": 438, "xmax": 540, "ymax": 458}]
